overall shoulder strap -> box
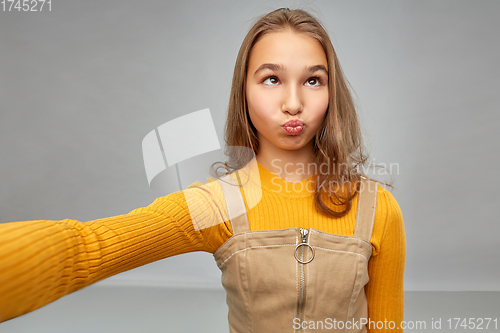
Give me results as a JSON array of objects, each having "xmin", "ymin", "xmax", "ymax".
[
  {"xmin": 353, "ymin": 176, "xmax": 378, "ymax": 243},
  {"xmin": 216, "ymin": 170, "xmax": 250, "ymax": 235}
]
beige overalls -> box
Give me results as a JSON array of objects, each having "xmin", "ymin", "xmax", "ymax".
[{"xmin": 213, "ymin": 172, "xmax": 378, "ymax": 333}]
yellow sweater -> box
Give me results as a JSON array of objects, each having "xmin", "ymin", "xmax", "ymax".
[{"xmin": 0, "ymin": 160, "xmax": 406, "ymax": 331}]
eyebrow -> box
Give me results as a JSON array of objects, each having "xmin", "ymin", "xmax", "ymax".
[{"xmin": 252, "ymin": 63, "xmax": 328, "ymax": 77}]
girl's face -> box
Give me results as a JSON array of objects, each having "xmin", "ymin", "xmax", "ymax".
[{"xmin": 246, "ymin": 30, "xmax": 329, "ymax": 156}]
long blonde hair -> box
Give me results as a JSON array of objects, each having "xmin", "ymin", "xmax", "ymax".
[{"xmin": 210, "ymin": 7, "xmax": 388, "ymax": 218}]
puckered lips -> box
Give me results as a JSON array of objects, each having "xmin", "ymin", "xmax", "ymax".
[{"xmin": 282, "ymin": 119, "xmax": 304, "ymax": 135}]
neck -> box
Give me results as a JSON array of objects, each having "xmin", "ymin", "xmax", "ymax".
[{"xmin": 256, "ymin": 139, "xmax": 316, "ymax": 183}]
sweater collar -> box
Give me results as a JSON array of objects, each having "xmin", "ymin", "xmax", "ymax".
[{"xmin": 256, "ymin": 160, "xmax": 316, "ymax": 198}]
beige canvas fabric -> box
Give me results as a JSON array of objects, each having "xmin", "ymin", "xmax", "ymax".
[{"xmin": 214, "ymin": 172, "xmax": 378, "ymax": 333}]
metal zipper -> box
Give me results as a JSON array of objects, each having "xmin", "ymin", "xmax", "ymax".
[{"xmin": 295, "ymin": 227, "xmax": 314, "ymax": 332}]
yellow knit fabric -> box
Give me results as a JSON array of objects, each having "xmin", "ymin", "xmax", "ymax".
[{"xmin": 0, "ymin": 160, "xmax": 405, "ymax": 332}]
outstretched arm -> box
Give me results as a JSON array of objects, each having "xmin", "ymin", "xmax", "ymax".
[{"xmin": 0, "ymin": 182, "xmax": 230, "ymax": 323}]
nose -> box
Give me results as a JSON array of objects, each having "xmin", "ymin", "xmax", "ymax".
[{"xmin": 282, "ymin": 84, "xmax": 303, "ymax": 115}]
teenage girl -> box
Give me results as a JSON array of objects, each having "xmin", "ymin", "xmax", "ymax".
[{"xmin": 0, "ymin": 7, "xmax": 405, "ymax": 332}]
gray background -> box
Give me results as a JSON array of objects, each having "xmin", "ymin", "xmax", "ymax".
[{"xmin": 1, "ymin": 0, "xmax": 499, "ymax": 331}]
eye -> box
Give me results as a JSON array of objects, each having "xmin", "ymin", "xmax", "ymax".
[
  {"xmin": 261, "ymin": 75, "xmax": 325, "ymax": 87},
  {"xmin": 305, "ymin": 76, "xmax": 323, "ymax": 87},
  {"xmin": 262, "ymin": 75, "xmax": 279, "ymax": 86}
]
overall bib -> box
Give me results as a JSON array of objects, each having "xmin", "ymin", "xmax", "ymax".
[{"xmin": 214, "ymin": 172, "xmax": 378, "ymax": 333}]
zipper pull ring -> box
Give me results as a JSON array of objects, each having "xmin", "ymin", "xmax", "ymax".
[{"xmin": 294, "ymin": 228, "xmax": 315, "ymax": 264}]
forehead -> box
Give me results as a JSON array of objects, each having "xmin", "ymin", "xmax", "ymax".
[{"xmin": 248, "ymin": 30, "xmax": 327, "ymax": 68}]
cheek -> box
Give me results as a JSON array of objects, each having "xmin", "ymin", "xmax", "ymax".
[
  {"xmin": 247, "ymin": 87, "xmax": 276, "ymax": 121},
  {"xmin": 310, "ymin": 91, "xmax": 329, "ymax": 121}
]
